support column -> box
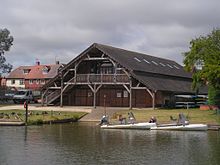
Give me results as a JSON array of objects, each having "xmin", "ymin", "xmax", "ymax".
[
  {"xmin": 41, "ymin": 93, "xmax": 44, "ymax": 106},
  {"xmin": 152, "ymin": 92, "xmax": 155, "ymax": 110},
  {"xmin": 93, "ymin": 84, "xmax": 96, "ymax": 109},
  {"xmin": 146, "ymin": 89, "xmax": 156, "ymax": 110},
  {"xmin": 60, "ymin": 73, "xmax": 63, "ymax": 107},
  {"xmin": 74, "ymin": 65, "xmax": 77, "ymax": 83},
  {"xmin": 129, "ymin": 79, "xmax": 132, "ymax": 110},
  {"xmin": 88, "ymin": 84, "xmax": 102, "ymax": 109}
]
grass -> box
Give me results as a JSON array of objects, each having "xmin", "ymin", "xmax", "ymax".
[
  {"xmin": 0, "ymin": 110, "xmax": 87, "ymax": 125},
  {"xmin": 111, "ymin": 108, "xmax": 220, "ymax": 124}
]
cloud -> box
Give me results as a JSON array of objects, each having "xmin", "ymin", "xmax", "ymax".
[{"xmin": 1, "ymin": 0, "xmax": 220, "ymax": 69}]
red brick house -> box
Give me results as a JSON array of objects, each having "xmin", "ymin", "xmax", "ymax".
[
  {"xmin": 41, "ymin": 43, "xmax": 206, "ymax": 108},
  {"xmin": 6, "ymin": 62, "xmax": 62, "ymax": 90}
]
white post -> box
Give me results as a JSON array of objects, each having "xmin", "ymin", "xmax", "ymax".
[{"xmin": 93, "ymin": 84, "xmax": 96, "ymax": 109}]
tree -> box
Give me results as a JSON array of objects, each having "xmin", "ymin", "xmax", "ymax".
[
  {"xmin": 183, "ymin": 29, "xmax": 220, "ymax": 105},
  {"xmin": 0, "ymin": 28, "xmax": 13, "ymax": 76}
]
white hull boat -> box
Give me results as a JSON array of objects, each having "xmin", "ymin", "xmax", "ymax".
[
  {"xmin": 150, "ymin": 124, "xmax": 208, "ymax": 131},
  {"xmin": 101, "ymin": 122, "xmax": 156, "ymax": 130}
]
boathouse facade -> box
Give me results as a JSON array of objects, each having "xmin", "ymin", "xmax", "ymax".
[{"xmin": 41, "ymin": 43, "xmax": 200, "ymax": 108}]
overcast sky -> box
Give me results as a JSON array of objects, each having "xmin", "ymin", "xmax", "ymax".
[{"xmin": 1, "ymin": 0, "xmax": 220, "ymax": 69}]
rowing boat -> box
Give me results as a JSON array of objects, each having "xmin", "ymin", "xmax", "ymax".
[
  {"xmin": 150, "ymin": 123, "xmax": 208, "ymax": 131},
  {"xmin": 100, "ymin": 122, "xmax": 156, "ymax": 129}
]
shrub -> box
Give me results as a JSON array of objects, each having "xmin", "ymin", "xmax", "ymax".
[
  {"xmin": 208, "ymin": 85, "xmax": 220, "ymax": 106},
  {"xmin": 28, "ymin": 119, "xmax": 43, "ymax": 125}
]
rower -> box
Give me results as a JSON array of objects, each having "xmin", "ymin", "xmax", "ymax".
[
  {"xmin": 177, "ymin": 113, "xmax": 189, "ymax": 126},
  {"xmin": 99, "ymin": 115, "xmax": 109, "ymax": 125},
  {"xmin": 149, "ymin": 116, "xmax": 157, "ymax": 123},
  {"xmin": 128, "ymin": 112, "xmax": 136, "ymax": 124}
]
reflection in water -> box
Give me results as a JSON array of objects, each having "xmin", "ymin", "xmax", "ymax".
[{"xmin": 0, "ymin": 123, "xmax": 219, "ymax": 165}]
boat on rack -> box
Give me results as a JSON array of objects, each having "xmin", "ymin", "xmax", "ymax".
[
  {"xmin": 150, "ymin": 123, "xmax": 208, "ymax": 131},
  {"xmin": 101, "ymin": 122, "xmax": 156, "ymax": 130}
]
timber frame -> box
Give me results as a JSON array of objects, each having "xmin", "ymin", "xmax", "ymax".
[
  {"xmin": 41, "ymin": 44, "xmax": 157, "ymax": 109},
  {"xmin": 41, "ymin": 43, "xmax": 201, "ymax": 109}
]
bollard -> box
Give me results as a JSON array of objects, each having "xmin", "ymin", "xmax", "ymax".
[{"xmin": 24, "ymin": 100, "xmax": 28, "ymax": 125}]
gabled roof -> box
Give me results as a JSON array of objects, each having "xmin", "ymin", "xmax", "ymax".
[
  {"xmin": 7, "ymin": 64, "xmax": 61, "ymax": 79},
  {"xmin": 94, "ymin": 43, "xmax": 191, "ymax": 79},
  {"xmin": 7, "ymin": 66, "xmax": 32, "ymax": 79},
  {"xmin": 43, "ymin": 43, "xmax": 205, "ymax": 94}
]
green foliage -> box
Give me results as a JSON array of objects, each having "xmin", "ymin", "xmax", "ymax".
[
  {"xmin": 184, "ymin": 29, "xmax": 220, "ymax": 88},
  {"xmin": 208, "ymin": 85, "xmax": 220, "ymax": 106},
  {"xmin": 28, "ymin": 119, "xmax": 43, "ymax": 125},
  {"xmin": 184, "ymin": 29, "xmax": 220, "ymax": 105},
  {"xmin": 0, "ymin": 28, "xmax": 13, "ymax": 75}
]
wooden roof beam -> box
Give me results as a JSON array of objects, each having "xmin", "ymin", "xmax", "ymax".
[{"xmin": 84, "ymin": 57, "xmax": 109, "ymax": 61}]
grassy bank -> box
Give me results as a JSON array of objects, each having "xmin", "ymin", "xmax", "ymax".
[
  {"xmin": 112, "ymin": 108, "xmax": 220, "ymax": 124},
  {"xmin": 0, "ymin": 110, "xmax": 87, "ymax": 125}
]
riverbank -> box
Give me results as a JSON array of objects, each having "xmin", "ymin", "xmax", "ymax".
[
  {"xmin": 0, "ymin": 110, "xmax": 87, "ymax": 125},
  {"xmin": 111, "ymin": 108, "xmax": 220, "ymax": 125},
  {"xmin": 1, "ymin": 105, "xmax": 220, "ymax": 125}
]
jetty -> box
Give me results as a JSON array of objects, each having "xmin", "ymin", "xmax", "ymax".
[{"xmin": 0, "ymin": 120, "xmax": 25, "ymax": 126}]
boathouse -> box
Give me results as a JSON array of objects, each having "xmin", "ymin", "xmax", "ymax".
[{"xmin": 41, "ymin": 43, "xmax": 202, "ymax": 109}]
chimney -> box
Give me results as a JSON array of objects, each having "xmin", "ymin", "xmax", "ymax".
[
  {"xmin": 36, "ymin": 59, "xmax": 40, "ymax": 65},
  {"xmin": 56, "ymin": 61, "xmax": 60, "ymax": 65}
]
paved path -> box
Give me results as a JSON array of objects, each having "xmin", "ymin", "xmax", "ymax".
[
  {"xmin": 79, "ymin": 107, "xmax": 128, "ymax": 122},
  {"xmin": 0, "ymin": 105, "xmax": 92, "ymax": 113}
]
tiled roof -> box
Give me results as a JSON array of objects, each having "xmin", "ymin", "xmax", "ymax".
[
  {"xmin": 95, "ymin": 43, "xmax": 192, "ymax": 78},
  {"xmin": 7, "ymin": 64, "xmax": 61, "ymax": 79},
  {"xmin": 42, "ymin": 43, "xmax": 207, "ymax": 94},
  {"xmin": 7, "ymin": 66, "xmax": 32, "ymax": 79}
]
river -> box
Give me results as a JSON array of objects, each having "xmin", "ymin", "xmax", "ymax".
[{"xmin": 0, "ymin": 123, "xmax": 219, "ymax": 165}]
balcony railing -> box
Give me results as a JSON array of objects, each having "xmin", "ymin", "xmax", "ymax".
[{"xmin": 70, "ymin": 74, "xmax": 129, "ymax": 84}]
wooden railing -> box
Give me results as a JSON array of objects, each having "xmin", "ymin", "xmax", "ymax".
[{"xmin": 71, "ymin": 74, "xmax": 129, "ymax": 84}]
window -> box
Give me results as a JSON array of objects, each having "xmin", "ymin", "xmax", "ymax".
[
  {"xmin": 19, "ymin": 79, "xmax": 24, "ymax": 85},
  {"xmin": 100, "ymin": 67, "xmax": 113, "ymax": 74},
  {"xmin": 29, "ymin": 80, "xmax": 34, "ymax": 84},
  {"xmin": 99, "ymin": 63, "xmax": 113, "ymax": 74},
  {"xmin": 88, "ymin": 92, "xmax": 92, "ymax": 97},
  {"xmin": 117, "ymin": 92, "xmax": 122, "ymax": 98},
  {"xmin": 23, "ymin": 69, "xmax": 30, "ymax": 74},
  {"xmin": 134, "ymin": 57, "xmax": 141, "ymax": 62},
  {"xmin": 167, "ymin": 64, "xmax": 173, "ymax": 68},
  {"xmin": 143, "ymin": 59, "xmax": 150, "ymax": 64},
  {"xmin": 123, "ymin": 91, "xmax": 128, "ymax": 98},
  {"xmin": 42, "ymin": 66, "xmax": 50, "ymax": 74},
  {"xmin": 11, "ymin": 80, "xmax": 15, "ymax": 84},
  {"xmin": 159, "ymin": 62, "xmax": 166, "ymax": 67},
  {"xmin": 173, "ymin": 65, "xmax": 180, "ymax": 69},
  {"xmin": 152, "ymin": 61, "xmax": 158, "ymax": 65},
  {"xmin": 36, "ymin": 79, "xmax": 40, "ymax": 84},
  {"xmin": 40, "ymin": 80, "xmax": 45, "ymax": 84}
]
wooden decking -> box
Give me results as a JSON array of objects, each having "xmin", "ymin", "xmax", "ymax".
[{"xmin": 0, "ymin": 120, "xmax": 25, "ymax": 126}]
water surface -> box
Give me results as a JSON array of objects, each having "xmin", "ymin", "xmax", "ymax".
[{"xmin": 0, "ymin": 123, "xmax": 219, "ymax": 165}]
